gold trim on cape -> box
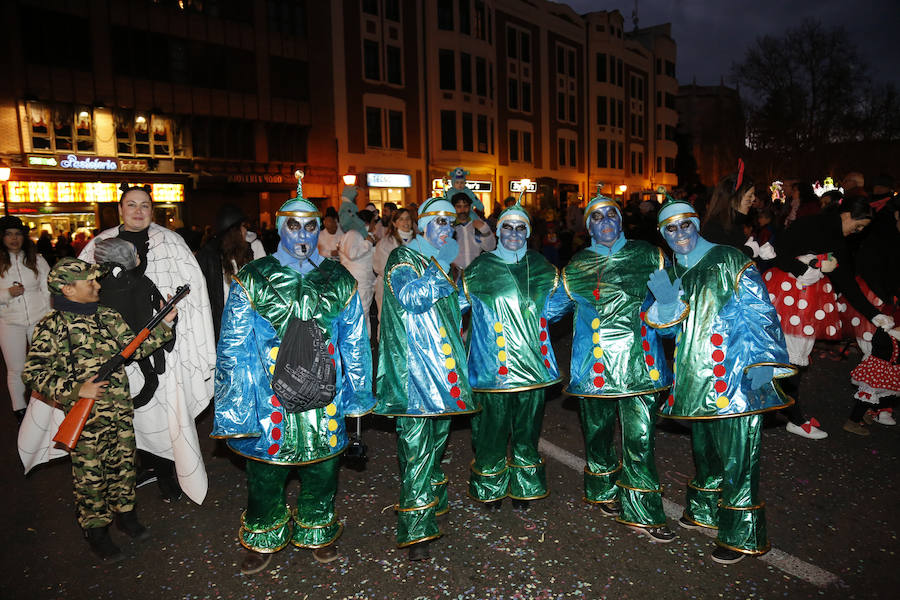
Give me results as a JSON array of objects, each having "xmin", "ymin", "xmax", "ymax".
[
  {"xmin": 658, "ymin": 212, "xmax": 699, "ymax": 228},
  {"xmin": 643, "ymin": 300, "xmax": 690, "ymax": 329}
]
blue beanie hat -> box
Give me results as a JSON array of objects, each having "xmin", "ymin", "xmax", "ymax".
[{"xmin": 657, "ymin": 199, "xmax": 699, "ymax": 232}]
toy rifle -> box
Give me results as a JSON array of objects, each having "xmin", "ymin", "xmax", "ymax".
[{"xmin": 52, "ymin": 285, "xmax": 190, "ymax": 452}]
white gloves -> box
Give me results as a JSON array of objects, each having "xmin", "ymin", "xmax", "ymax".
[
  {"xmin": 744, "ymin": 237, "xmax": 760, "ymax": 258},
  {"xmin": 872, "ymin": 314, "xmax": 896, "ymax": 331},
  {"xmin": 758, "ymin": 242, "xmax": 776, "ymax": 260},
  {"xmin": 795, "ymin": 266, "xmax": 823, "ymax": 287}
]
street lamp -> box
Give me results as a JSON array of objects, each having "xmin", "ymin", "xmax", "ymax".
[
  {"xmin": 342, "ymin": 174, "xmax": 357, "ymax": 186},
  {"xmin": 617, "ymin": 184, "xmax": 627, "ymax": 195},
  {"xmin": 0, "ymin": 162, "xmax": 11, "ymax": 216}
]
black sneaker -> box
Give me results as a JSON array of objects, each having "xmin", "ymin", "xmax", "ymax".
[
  {"xmin": 481, "ymin": 499, "xmax": 503, "ymax": 511},
  {"xmin": 631, "ymin": 525, "xmax": 677, "ymax": 543},
  {"xmin": 408, "ymin": 541, "xmax": 431, "ymax": 561},
  {"xmin": 116, "ymin": 510, "xmax": 149, "ymax": 541},
  {"xmin": 135, "ymin": 468, "xmax": 158, "ymax": 488},
  {"xmin": 158, "ymin": 476, "xmax": 183, "ymax": 503},
  {"xmin": 711, "ymin": 546, "xmax": 746, "ymax": 564},
  {"xmin": 596, "ymin": 501, "xmax": 621, "ymax": 518},
  {"xmin": 677, "ymin": 515, "xmax": 704, "ymax": 530},
  {"xmin": 84, "ymin": 526, "xmax": 125, "ymax": 562}
]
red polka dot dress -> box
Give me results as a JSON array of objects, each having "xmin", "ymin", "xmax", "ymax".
[
  {"xmin": 764, "ymin": 268, "xmax": 843, "ymax": 341},
  {"xmin": 850, "ymin": 335, "xmax": 900, "ymax": 394}
]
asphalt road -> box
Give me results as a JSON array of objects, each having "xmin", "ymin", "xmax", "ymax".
[{"xmin": 2, "ymin": 333, "xmax": 897, "ymax": 600}]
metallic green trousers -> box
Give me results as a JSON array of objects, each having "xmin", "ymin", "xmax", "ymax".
[
  {"xmin": 239, "ymin": 456, "xmax": 342, "ymax": 553},
  {"xmin": 395, "ymin": 416, "xmax": 451, "ymax": 547},
  {"xmin": 684, "ymin": 414, "xmax": 768, "ymax": 554},
  {"xmin": 579, "ymin": 394, "xmax": 666, "ymax": 527},
  {"xmin": 469, "ymin": 389, "xmax": 548, "ymax": 502}
]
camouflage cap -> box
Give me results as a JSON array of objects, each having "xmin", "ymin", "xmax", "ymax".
[{"xmin": 47, "ymin": 258, "xmax": 108, "ymax": 294}]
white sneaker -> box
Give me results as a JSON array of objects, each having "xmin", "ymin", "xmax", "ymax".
[
  {"xmin": 871, "ymin": 409, "xmax": 896, "ymax": 426},
  {"xmin": 786, "ymin": 420, "xmax": 828, "ymax": 440}
]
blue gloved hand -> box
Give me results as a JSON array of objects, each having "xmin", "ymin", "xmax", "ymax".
[
  {"xmin": 647, "ymin": 269, "xmax": 682, "ymax": 306},
  {"xmin": 435, "ymin": 238, "xmax": 459, "ymax": 272},
  {"xmin": 749, "ymin": 366, "xmax": 774, "ymax": 390}
]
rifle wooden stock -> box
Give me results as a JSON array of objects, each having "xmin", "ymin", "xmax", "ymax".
[{"xmin": 52, "ymin": 284, "xmax": 190, "ymax": 451}]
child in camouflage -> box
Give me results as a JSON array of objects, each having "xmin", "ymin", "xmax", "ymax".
[{"xmin": 22, "ymin": 257, "xmax": 176, "ymax": 562}]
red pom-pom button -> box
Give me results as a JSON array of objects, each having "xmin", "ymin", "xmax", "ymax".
[
  {"xmin": 641, "ymin": 326, "xmax": 647, "ymax": 337},
  {"xmin": 712, "ymin": 349, "xmax": 725, "ymax": 363},
  {"xmin": 540, "ymin": 317, "xmax": 548, "ymax": 328},
  {"xmin": 645, "ymin": 355, "xmax": 655, "ymax": 366},
  {"xmin": 714, "ymin": 380, "xmax": 727, "ymax": 393},
  {"xmin": 271, "ymin": 411, "xmax": 283, "ymax": 424},
  {"xmin": 272, "ymin": 428, "xmax": 282, "ymax": 440},
  {"xmin": 667, "ymin": 394, "xmax": 675, "ymax": 407},
  {"xmin": 271, "ymin": 395, "xmax": 281, "ymax": 408},
  {"xmin": 448, "ymin": 371, "xmax": 458, "ymax": 384},
  {"xmin": 540, "ymin": 345, "xmax": 548, "ymax": 355},
  {"xmin": 498, "ymin": 366, "xmax": 509, "ymax": 375},
  {"xmin": 327, "ymin": 343, "xmax": 335, "ymax": 355},
  {"xmin": 713, "ymin": 364, "xmax": 726, "ymax": 377},
  {"xmin": 593, "ymin": 377, "xmax": 605, "ymax": 388},
  {"xmin": 450, "ymin": 386, "xmax": 461, "ymax": 398},
  {"xmin": 539, "ymin": 331, "xmax": 548, "ymax": 341},
  {"xmin": 711, "ymin": 333, "xmax": 724, "ymax": 346},
  {"xmin": 543, "ymin": 359, "xmax": 551, "ymax": 368},
  {"xmin": 267, "ymin": 444, "xmax": 280, "ymax": 456},
  {"xmin": 642, "ymin": 340, "xmax": 650, "ymax": 352},
  {"xmin": 593, "ymin": 362, "xmax": 604, "ymax": 373},
  {"xmin": 456, "ymin": 400, "xmax": 466, "ymax": 410}
]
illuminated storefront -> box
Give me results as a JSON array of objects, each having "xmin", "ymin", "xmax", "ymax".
[
  {"xmin": 365, "ymin": 173, "xmax": 412, "ymax": 210},
  {"xmin": 431, "ymin": 178, "xmax": 494, "ymax": 214},
  {"xmin": 7, "ymin": 154, "xmax": 186, "ymax": 237}
]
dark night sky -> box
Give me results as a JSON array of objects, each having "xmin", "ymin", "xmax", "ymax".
[{"xmin": 563, "ymin": 0, "xmax": 900, "ymax": 88}]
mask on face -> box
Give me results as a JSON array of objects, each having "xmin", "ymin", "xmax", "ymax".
[
  {"xmin": 662, "ymin": 218, "xmax": 699, "ymax": 255},
  {"xmin": 424, "ymin": 216, "xmax": 454, "ymax": 249},
  {"xmin": 588, "ymin": 206, "xmax": 622, "ymax": 246},
  {"xmin": 280, "ymin": 217, "xmax": 320, "ymax": 261},
  {"xmin": 499, "ymin": 219, "xmax": 529, "ymax": 252}
]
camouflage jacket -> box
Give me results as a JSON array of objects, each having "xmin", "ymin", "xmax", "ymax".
[{"xmin": 23, "ymin": 306, "xmax": 174, "ymax": 411}]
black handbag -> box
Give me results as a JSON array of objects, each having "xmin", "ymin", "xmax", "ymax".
[{"xmin": 270, "ymin": 317, "xmax": 337, "ymax": 413}]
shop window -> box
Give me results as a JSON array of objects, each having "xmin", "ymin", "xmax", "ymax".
[
  {"xmin": 74, "ymin": 108, "xmax": 94, "ymax": 152},
  {"xmin": 27, "ymin": 103, "xmax": 98, "ymax": 154},
  {"xmin": 462, "ymin": 113, "xmax": 474, "ymax": 152},
  {"xmin": 440, "ymin": 110, "xmax": 457, "ymax": 151},
  {"xmin": 151, "ymin": 116, "xmax": 171, "ymax": 156},
  {"xmin": 439, "ymin": 50, "xmax": 455, "ymax": 90}
]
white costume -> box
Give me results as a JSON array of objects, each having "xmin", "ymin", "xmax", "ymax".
[
  {"xmin": 18, "ymin": 223, "xmax": 215, "ymax": 505},
  {"xmin": 317, "ymin": 226, "xmax": 345, "ymax": 259},
  {"xmin": 339, "ymin": 229, "xmax": 375, "ymax": 326}
]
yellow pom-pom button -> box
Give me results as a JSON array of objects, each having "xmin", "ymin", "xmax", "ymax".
[
  {"xmin": 591, "ymin": 318, "xmax": 600, "ymax": 330},
  {"xmin": 496, "ymin": 336, "xmax": 506, "ymax": 348},
  {"xmin": 438, "ymin": 326, "xmax": 447, "ymax": 338},
  {"xmin": 269, "ymin": 347, "xmax": 279, "ymax": 361},
  {"xmin": 493, "ymin": 322, "xmax": 503, "ymax": 333},
  {"xmin": 649, "ymin": 369, "xmax": 660, "ymax": 381},
  {"xmin": 498, "ymin": 350, "xmax": 507, "ymax": 362},
  {"xmin": 441, "ymin": 343, "xmax": 452, "ymax": 355},
  {"xmin": 592, "ymin": 332, "xmax": 600, "ymax": 344},
  {"xmin": 327, "ymin": 419, "xmax": 338, "ymax": 431},
  {"xmin": 445, "ymin": 357, "xmax": 456, "ymax": 370},
  {"xmin": 325, "ymin": 403, "xmax": 337, "ymax": 416},
  {"xmin": 716, "ymin": 396, "xmax": 730, "ymax": 409},
  {"xmin": 328, "ymin": 435, "xmax": 338, "ymax": 447},
  {"xmin": 593, "ymin": 347, "xmax": 603, "ymax": 359},
  {"xmin": 268, "ymin": 365, "xmax": 275, "ymax": 375}
]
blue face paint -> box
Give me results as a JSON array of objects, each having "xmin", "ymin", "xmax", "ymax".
[
  {"xmin": 588, "ymin": 206, "xmax": 622, "ymax": 246},
  {"xmin": 279, "ymin": 217, "xmax": 320, "ymax": 261},
  {"xmin": 662, "ymin": 218, "xmax": 699, "ymax": 255},
  {"xmin": 425, "ymin": 216, "xmax": 454, "ymax": 249},
  {"xmin": 499, "ymin": 219, "xmax": 528, "ymax": 252}
]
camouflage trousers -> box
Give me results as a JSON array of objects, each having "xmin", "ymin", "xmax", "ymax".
[{"xmin": 71, "ymin": 397, "xmax": 137, "ymax": 529}]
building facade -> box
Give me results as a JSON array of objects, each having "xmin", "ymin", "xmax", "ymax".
[
  {"xmin": 0, "ymin": 0, "xmax": 679, "ymax": 233},
  {"xmin": 675, "ymin": 83, "xmax": 745, "ymax": 188}
]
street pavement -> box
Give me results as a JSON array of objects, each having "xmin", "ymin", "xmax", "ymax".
[{"xmin": 1, "ymin": 327, "xmax": 897, "ymax": 599}]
